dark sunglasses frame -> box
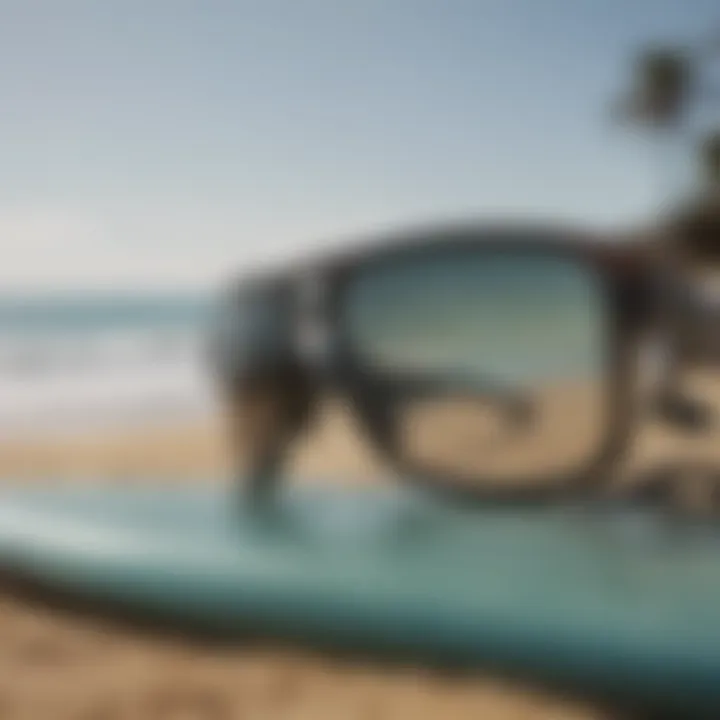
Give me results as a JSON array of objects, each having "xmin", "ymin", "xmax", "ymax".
[{"xmin": 214, "ymin": 220, "xmax": 665, "ymax": 507}]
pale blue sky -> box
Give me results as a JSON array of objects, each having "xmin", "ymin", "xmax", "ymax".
[{"xmin": 1, "ymin": 0, "xmax": 717, "ymax": 289}]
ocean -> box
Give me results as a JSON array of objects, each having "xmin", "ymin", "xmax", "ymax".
[{"xmin": 0, "ymin": 294, "xmax": 218, "ymax": 438}]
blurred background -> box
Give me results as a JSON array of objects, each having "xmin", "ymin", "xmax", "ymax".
[{"xmin": 0, "ymin": 1, "xmax": 717, "ymax": 718}]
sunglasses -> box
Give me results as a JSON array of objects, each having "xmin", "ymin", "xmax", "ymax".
[{"xmin": 209, "ymin": 221, "xmax": 675, "ymax": 507}]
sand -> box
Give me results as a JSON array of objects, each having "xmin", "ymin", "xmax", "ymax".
[{"xmin": 1, "ymin": 372, "xmax": 720, "ymax": 719}]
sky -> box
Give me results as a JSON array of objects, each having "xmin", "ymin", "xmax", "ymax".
[{"xmin": 0, "ymin": 0, "xmax": 718, "ymax": 291}]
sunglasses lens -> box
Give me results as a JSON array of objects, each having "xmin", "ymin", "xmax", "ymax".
[{"xmin": 345, "ymin": 249, "xmax": 611, "ymax": 488}]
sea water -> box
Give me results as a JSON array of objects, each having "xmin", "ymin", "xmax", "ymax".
[{"xmin": 0, "ymin": 293, "xmax": 218, "ymax": 438}]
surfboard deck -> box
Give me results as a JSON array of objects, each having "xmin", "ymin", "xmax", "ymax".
[{"xmin": 0, "ymin": 481, "xmax": 719, "ymax": 715}]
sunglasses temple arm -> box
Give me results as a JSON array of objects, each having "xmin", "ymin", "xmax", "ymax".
[{"xmin": 241, "ymin": 376, "xmax": 316, "ymax": 512}]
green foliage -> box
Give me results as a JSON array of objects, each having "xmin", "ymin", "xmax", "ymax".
[{"xmin": 631, "ymin": 47, "xmax": 693, "ymax": 124}]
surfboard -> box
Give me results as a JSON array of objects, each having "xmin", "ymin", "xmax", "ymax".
[{"xmin": 0, "ymin": 481, "xmax": 719, "ymax": 716}]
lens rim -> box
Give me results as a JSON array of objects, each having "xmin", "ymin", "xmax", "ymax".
[{"xmin": 323, "ymin": 223, "xmax": 648, "ymax": 506}]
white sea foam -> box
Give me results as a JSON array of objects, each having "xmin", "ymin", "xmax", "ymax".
[{"xmin": 0, "ymin": 327, "xmax": 220, "ymax": 439}]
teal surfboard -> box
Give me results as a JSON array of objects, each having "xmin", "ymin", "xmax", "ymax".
[{"xmin": 0, "ymin": 481, "xmax": 719, "ymax": 716}]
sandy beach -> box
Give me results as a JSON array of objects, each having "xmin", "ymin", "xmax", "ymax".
[{"xmin": 1, "ymin": 372, "xmax": 720, "ymax": 719}]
